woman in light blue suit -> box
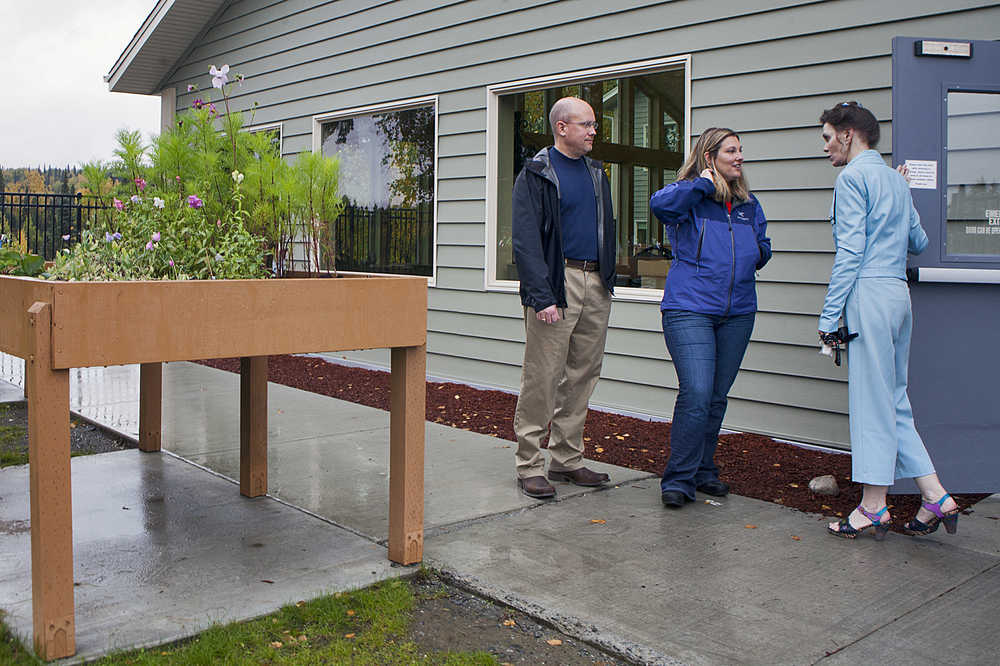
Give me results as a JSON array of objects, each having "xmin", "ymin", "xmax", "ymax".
[{"xmin": 818, "ymin": 102, "xmax": 959, "ymax": 540}]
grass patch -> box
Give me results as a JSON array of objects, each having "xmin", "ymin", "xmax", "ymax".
[
  {"xmin": 0, "ymin": 610, "xmax": 41, "ymax": 665},
  {"xmin": 0, "ymin": 579, "xmax": 497, "ymax": 665},
  {"xmin": 0, "ymin": 404, "xmax": 28, "ymax": 468}
]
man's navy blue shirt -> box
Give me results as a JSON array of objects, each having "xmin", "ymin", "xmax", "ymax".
[{"xmin": 550, "ymin": 147, "xmax": 599, "ymax": 262}]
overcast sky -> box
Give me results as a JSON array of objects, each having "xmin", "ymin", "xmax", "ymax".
[{"xmin": 0, "ymin": 0, "xmax": 161, "ymax": 169}]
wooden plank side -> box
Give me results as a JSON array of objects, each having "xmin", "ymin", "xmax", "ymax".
[
  {"xmin": 388, "ymin": 344, "xmax": 425, "ymax": 564},
  {"xmin": 0, "ymin": 277, "xmax": 54, "ymax": 359},
  {"xmin": 49, "ymin": 277, "xmax": 427, "ymax": 368}
]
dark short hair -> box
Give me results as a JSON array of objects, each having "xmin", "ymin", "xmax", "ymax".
[{"xmin": 819, "ymin": 101, "xmax": 880, "ymax": 148}]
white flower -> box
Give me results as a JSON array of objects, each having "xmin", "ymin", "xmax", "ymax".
[
  {"xmin": 215, "ymin": 253, "xmax": 224, "ymax": 261},
  {"xmin": 209, "ymin": 64, "xmax": 230, "ymax": 89},
  {"xmin": 153, "ymin": 197, "xmax": 165, "ymax": 209},
  {"xmin": 130, "ymin": 195, "xmax": 141, "ymax": 204},
  {"xmin": 231, "ymin": 170, "xmax": 244, "ymax": 184}
]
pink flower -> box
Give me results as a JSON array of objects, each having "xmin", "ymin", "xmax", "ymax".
[
  {"xmin": 216, "ymin": 218, "xmax": 222, "ymax": 228},
  {"xmin": 151, "ymin": 232, "xmax": 161, "ymax": 242},
  {"xmin": 187, "ymin": 195, "xmax": 204, "ymax": 209},
  {"xmin": 113, "ymin": 198, "xmax": 124, "ymax": 210},
  {"xmin": 186, "ymin": 84, "xmax": 196, "ymax": 92},
  {"xmin": 168, "ymin": 259, "xmax": 175, "ymax": 267},
  {"xmin": 175, "ymin": 175, "xmax": 182, "ymax": 182},
  {"xmin": 145, "ymin": 241, "xmax": 154, "ymax": 250},
  {"xmin": 135, "ymin": 177, "xmax": 146, "ymax": 191}
]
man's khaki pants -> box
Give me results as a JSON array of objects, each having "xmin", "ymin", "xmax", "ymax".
[{"xmin": 513, "ymin": 266, "xmax": 612, "ymax": 478}]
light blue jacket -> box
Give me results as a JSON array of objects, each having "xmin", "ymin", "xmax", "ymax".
[{"xmin": 818, "ymin": 150, "xmax": 929, "ymax": 332}]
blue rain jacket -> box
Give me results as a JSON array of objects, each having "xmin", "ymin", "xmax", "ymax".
[
  {"xmin": 818, "ymin": 150, "xmax": 929, "ymax": 332},
  {"xmin": 650, "ymin": 177, "xmax": 771, "ymax": 315}
]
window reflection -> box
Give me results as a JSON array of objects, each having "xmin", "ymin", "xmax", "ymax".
[
  {"xmin": 946, "ymin": 91, "xmax": 1000, "ymax": 258},
  {"xmin": 495, "ymin": 67, "xmax": 685, "ymax": 287},
  {"xmin": 321, "ymin": 105, "xmax": 435, "ymax": 275}
]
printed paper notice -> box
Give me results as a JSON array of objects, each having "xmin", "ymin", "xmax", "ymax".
[{"xmin": 904, "ymin": 160, "xmax": 937, "ymax": 189}]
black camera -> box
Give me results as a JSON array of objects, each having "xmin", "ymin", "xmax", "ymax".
[{"xmin": 819, "ymin": 326, "xmax": 858, "ymax": 366}]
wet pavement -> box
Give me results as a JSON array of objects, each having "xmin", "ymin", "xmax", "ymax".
[{"xmin": 1, "ymin": 354, "xmax": 997, "ymax": 664}]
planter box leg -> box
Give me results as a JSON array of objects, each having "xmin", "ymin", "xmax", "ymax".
[
  {"xmin": 26, "ymin": 302, "xmax": 75, "ymax": 660},
  {"xmin": 240, "ymin": 356, "xmax": 268, "ymax": 497},
  {"xmin": 139, "ymin": 363, "xmax": 162, "ymax": 452},
  {"xmin": 388, "ymin": 345, "xmax": 425, "ymax": 564}
]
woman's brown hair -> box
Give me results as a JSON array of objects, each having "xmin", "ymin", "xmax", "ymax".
[{"xmin": 676, "ymin": 127, "xmax": 749, "ymax": 203}]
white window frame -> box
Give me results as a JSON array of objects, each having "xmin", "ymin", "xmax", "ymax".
[
  {"xmin": 312, "ymin": 96, "xmax": 439, "ymax": 286},
  {"xmin": 244, "ymin": 121, "xmax": 283, "ymax": 151},
  {"xmin": 484, "ymin": 55, "xmax": 691, "ymax": 302}
]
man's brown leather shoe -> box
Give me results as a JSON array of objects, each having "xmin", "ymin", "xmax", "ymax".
[
  {"xmin": 547, "ymin": 467, "xmax": 610, "ymax": 487},
  {"xmin": 518, "ymin": 475, "xmax": 556, "ymax": 498}
]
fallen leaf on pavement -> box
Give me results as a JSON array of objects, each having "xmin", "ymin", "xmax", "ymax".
[
  {"xmin": 502, "ymin": 619, "xmax": 516, "ymax": 627},
  {"xmin": 546, "ymin": 639, "xmax": 563, "ymax": 646},
  {"xmin": 590, "ymin": 519, "xmax": 606, "ymax": 524},
  {"xmin": 595, "ymin": 447, "xmax": 605, "ymax": 453},
  {"xmin": 745, "ymin": 524, "xmax": 757, "ymax": 529},
  {"xmin": 791, "ymin": 536, "xmax": 801, "ymax": 541}
]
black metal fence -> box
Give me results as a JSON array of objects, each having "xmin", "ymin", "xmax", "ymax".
[
  {"xmin": 0, "ymin": 192, "xmax": 110, "ymax": 260},
  {"xmin": 330, "ymin": 203, "xmax": 433, "ymax": 276}
]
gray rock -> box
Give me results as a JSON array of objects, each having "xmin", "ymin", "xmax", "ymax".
[{"xmin": 808, "ymin": 474, "xmax": 840, "ymax": 496}]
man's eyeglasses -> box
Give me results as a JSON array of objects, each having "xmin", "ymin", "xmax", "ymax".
[{"xmin": 562, "ymin": 120, "xmax": 600, "ymax": 131}]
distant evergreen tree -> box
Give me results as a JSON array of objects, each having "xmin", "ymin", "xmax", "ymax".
[{"xmin": 0, "ymin": 166, "xmax": 6, "ymax": 192}]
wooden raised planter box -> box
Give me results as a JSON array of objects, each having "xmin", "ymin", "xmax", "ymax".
[{"xmin": 0, "ymin": 275, "xmax": 427, "ymax": 660}]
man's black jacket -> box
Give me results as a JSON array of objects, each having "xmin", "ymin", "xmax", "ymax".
[{"xmin": 511, "ymin": 147, "xmax": 617, "ymax": 312}]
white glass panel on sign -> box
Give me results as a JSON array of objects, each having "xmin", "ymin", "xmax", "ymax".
[{"xmin": 946, "ymin": 91, "xmax": 1000, "ymax": 257}]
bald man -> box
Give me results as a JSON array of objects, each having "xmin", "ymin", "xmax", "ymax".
[{"xmin": 510, "ymin": 97, "xmax": 617, "ymax": 498}]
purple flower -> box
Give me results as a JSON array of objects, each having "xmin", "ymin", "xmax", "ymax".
[
  {"xmin": 208, "ymin": 103, "xmax": 217, "ymax": 115},
  {"xmin": 216, "ymin": 218, "xmax": 222, "ymax": 228},
  {"xmin": 130, "ymin": 195, "xmax": 140, "ymax": 204},
  {"xmin": 113, "ymin": 232, "xmax": 122, "ymax": 241},
  {"xmin": 193, "ymin": 98, "xmax": 204, "ymax": 110},
  {"xmin": 105, "ymin": 232, "xmax": 113, "ymax": 243},
  {"xmin": 168, "ymin": 259, "xmax": 175, "ymax": 267},
  {"xmin": 209, "ymin": 64, "xmax": 230, "ymax": 89},
  {"xmin": 61, "ymin": 234, "xmax": 70, "ymax": 241},
  {"xmin": 145, "ymin": 241, "xmax": 154, "ymax": 251},
  {"xmin": 135, "ymin": 177, "xmax": 146, "ymax": 191},
  {"xmin": 113, "ymin": 198, "xmax": 124, "ymax": 210},
  {"xmin": 188, "ymin": 195, "xmax": 204, "ymax": 209},
  {"xmin": 152, "ymin": 232, "xmax": 161, "ymax": 242}
]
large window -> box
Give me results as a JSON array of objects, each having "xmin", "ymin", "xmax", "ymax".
[
  {"xmin": 489, "ymin": 58, "xmax": 688, "ymax": 294},
  {"xmin": 317, "ymin": 99, "xmax": 436, "ymax": 276}
]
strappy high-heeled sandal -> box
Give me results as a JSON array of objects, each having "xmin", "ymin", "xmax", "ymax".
[
  {"xmin": 904, "ymin": 493, "xmax": 960, "ymax": 536},
  {"xmin": 827, "ymin": 505, "xmax": 891, "ymax": 541}
]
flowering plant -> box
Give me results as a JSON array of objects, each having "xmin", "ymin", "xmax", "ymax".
[{"xmin": 62, "ymin": 63, "xmax": 343, "ymax": 280}]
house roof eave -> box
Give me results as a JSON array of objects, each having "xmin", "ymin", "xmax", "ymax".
[{"xmin": 105, "ymin": 0, "xmax": 230, "ymax": 95}]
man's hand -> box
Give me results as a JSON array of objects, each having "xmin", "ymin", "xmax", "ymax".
[
  {"xmin": 537, "ymin": 304, "xmax": 561, "ymax": 324},
  {"xmin": 896, "ymin": 163, "xmax": 911, "ymax": 183}
]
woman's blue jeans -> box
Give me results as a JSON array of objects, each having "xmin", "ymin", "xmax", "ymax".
[{"xmin": 661, "ymin": 309, "xmax": 755, "ymax": 497}]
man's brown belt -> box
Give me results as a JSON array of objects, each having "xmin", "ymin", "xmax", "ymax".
[{"xmin": 564, "ymin": 258, "xmax": 600, "ymax": 272}]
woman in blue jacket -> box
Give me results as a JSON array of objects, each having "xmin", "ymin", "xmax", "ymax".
[
  {"xmin": 650, "ymin": 128, "xmax": 771, "ymax": 508},
  {"xmin": 819, "ymin": 102, "xmax": 959, "ymax": 540}
]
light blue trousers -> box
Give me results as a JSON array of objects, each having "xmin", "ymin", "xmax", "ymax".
[{"xmin": 845, "ymin": 278, "xmax": 935, "ymax": 485}]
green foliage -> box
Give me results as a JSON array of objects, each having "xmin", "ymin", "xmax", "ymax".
[
  {"xmin": 53, "ymin": 64, "xmax": 345, "ymax": 281},
  {"xmin": 48, "ymin": 179, "xmax": 268, "ymax": 281},
  {"xmin": 0, "ymin": 231, "xmax": 45, "ymax": 276}
]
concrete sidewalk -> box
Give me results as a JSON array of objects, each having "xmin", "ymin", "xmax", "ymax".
[{"xmin": 1, "ymin": 357, "xmax": 997, "ymax": 664}]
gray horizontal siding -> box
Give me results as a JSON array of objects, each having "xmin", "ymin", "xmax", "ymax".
[{"xmin": 162, "ymin": 0, "xmax": 1000, "ymax": 448}]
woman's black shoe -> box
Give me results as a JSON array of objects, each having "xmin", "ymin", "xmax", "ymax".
[
  {"xmin": 661, "ymin": 490, "xmax": 688, "ymax": 508},
  {"xmin": 696, "ymin": 480, "xmax": 729, "ymax": 497}
]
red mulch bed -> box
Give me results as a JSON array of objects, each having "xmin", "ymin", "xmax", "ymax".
[{"xmin": 196, "ymin": 354, "xmax": 987, "ymax": 531}]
